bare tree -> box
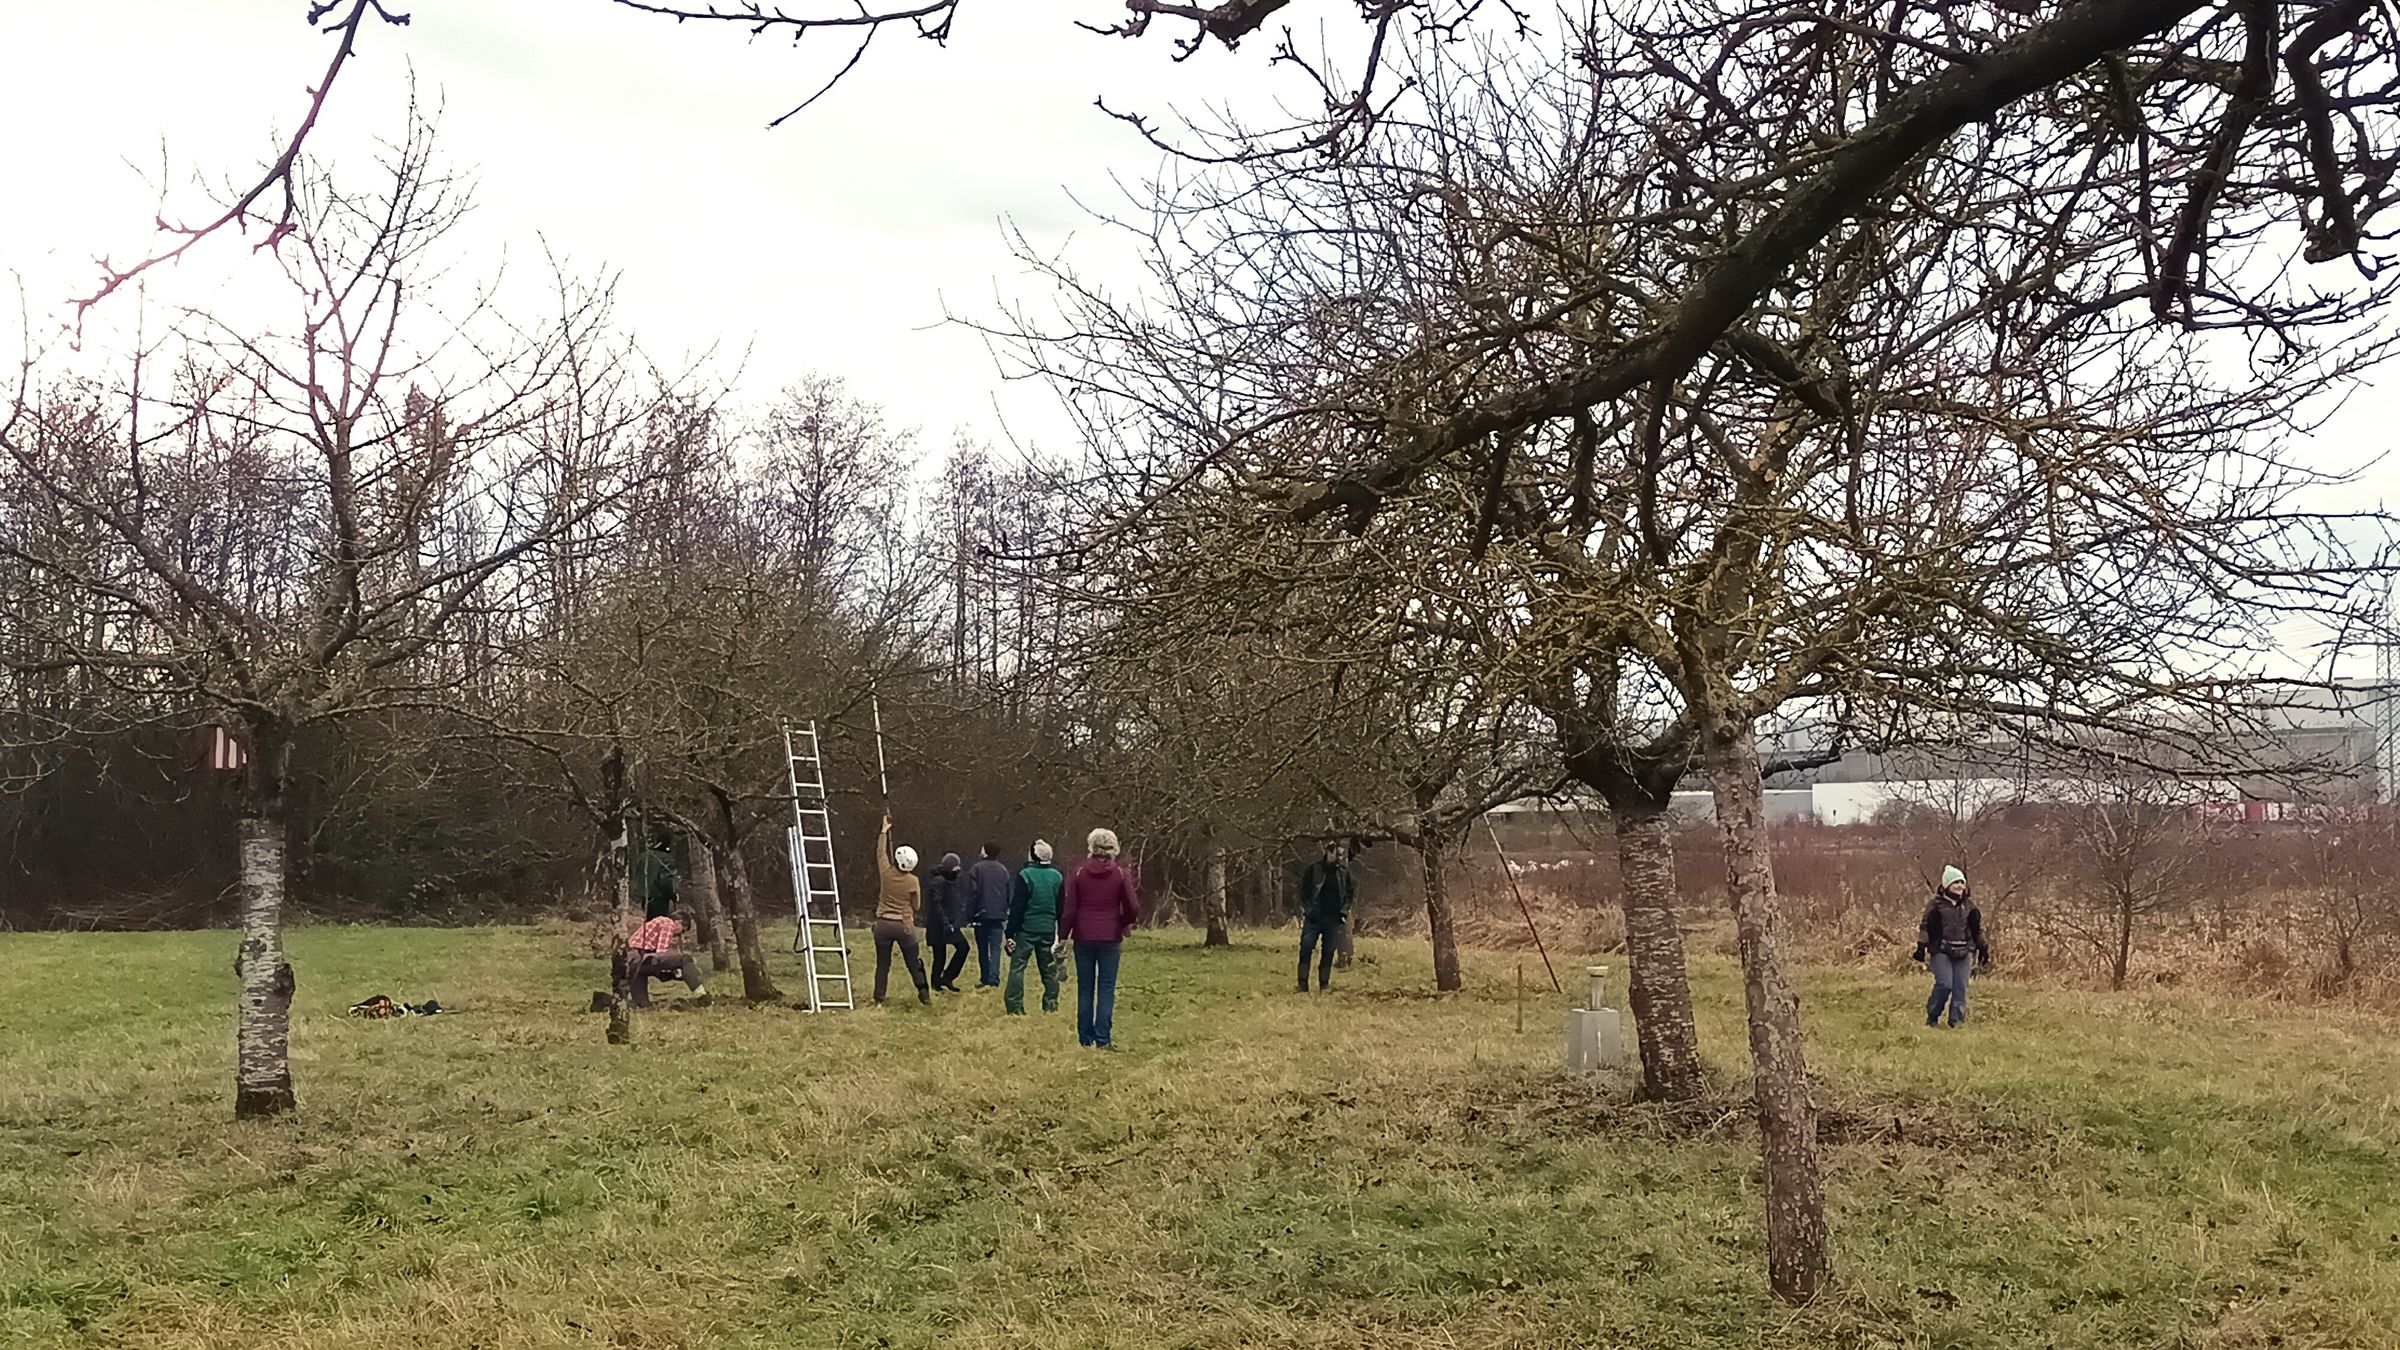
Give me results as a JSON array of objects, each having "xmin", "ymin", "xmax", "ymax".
[
  {"xmin": 1, "ymin": 116, "xmax": 657, "ymax": 1113},
  {"xmin": 2045, "ymin": 766, "xmax": 2212, "ymax": 990}
]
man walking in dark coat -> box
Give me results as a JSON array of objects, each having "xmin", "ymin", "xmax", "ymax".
[
  {"xmin": 1296, "ymin": 841, "xmax": 1355, "ymax": 992},
  {"xmin": 968, "ymin": 843, "xmax": 1014, "ymax": 988}
]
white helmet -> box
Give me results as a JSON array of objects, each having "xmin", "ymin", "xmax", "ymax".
[{"xmin": 893, "ymin": 845, "xmax": 918, "ymax": 873}]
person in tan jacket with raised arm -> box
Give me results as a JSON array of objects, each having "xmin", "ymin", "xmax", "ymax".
[{"xmin": 871, "ymin": 813, "xmax": 932, "ymax": 1005}]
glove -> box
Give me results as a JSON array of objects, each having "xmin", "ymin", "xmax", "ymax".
[
  {"xmin": 1976, "ymin": 946, "xmax": 1992, "ymax": 970},
  {"xmin": 1910, "ymin": 945, "xmax": 1926, "ymax": 963}
]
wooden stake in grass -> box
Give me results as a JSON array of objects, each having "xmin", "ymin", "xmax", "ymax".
[{"xmin": 1516, "ymin": 963, "xmax": 1525, "ymax": 1034}]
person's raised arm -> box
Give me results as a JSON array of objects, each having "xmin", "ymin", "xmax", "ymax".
[{"xmin": 877, "ymin": 814, "xmax": 898, "ymax": 882}]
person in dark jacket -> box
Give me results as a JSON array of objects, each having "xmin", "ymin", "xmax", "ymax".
[
  {"xmin": 1003, "ymin": 839, "xmax": 1066, "ymax": 1014},
  {"xmin": 1296, "ymin": 840, "xmax": 1355, "ymax": 992},
  {"xmin": 634, "ymin": 832, "xmax": 679, "ymax": 917},
  {"xmin": 923, "ymin": 853, "xmax": 972, "ymax": 992},
  {"xmin": 967, "ymin": 843, "xmax": 1015, "ymax": 988},
  {"xmin": 1913, "ymin": 865, "xmax": 1990, "ymax": 1028},
  {"xmin": 1060, "ymin": 828, "xmax": 1141, "ymax": 1049}
]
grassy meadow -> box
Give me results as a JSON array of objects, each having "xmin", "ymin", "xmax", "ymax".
[{"xmin": 2, "ymin": 924, "xmax": 2396, "ymax": 1348}]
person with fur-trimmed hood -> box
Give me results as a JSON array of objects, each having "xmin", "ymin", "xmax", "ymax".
[
  {"xmin": 872, "ymin": 814, "xmax": 932, "ymax": 1005},
  {"xmin": 1913, "ymin": 865, "xmax": 1990, "ymax": 1028}
]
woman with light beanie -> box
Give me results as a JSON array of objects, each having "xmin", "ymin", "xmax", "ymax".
[
  {"xmin": 872, "ymin": 813, "xmax": 931, "ymax": 1005},
  {"xmin": 1059, "ymin": 827, "xmax": 1141, "ymax": 1049},
  {"xmin": 1913, "ymin": 865, "xmax": 1989, "ymax": 1027}
]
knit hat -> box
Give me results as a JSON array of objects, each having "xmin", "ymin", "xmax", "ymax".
[
  {"xmin": 939, "ymin": 852, "xmax": 961, "ymax": 872},
  {"xmin": 1941, "ymin": 865, "xmax": 1966, "ymax": 889},
  {"xmin": 894, "ymin": 845, "xmax": 918, "ymax": 873},
  {"xmin": 1032, "ymin": 839, "xmax": 1053, "ymax": 864}
]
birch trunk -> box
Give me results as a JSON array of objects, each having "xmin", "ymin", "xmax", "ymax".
[
  {"xmin": 1703, "ymin": 718, "xmax": 1829, "ymax": 1304},
  {"xmin": 232, "ymin": 732, "xmax": 296, "ymax": 1119},
  {"xmin": 1204, "ymin": 845, "xmax": 1231, "ymax": 946},
  {"xmin": 606, "ymin": 814, "xmax": 635, "ymax": 1046},
  {"xmin": 1615, "ymin": 806, "xmax": 1705, "ymax": 1102}
]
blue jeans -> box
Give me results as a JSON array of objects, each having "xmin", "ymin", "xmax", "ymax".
[
  {"xmin": 1927, "ymin": 951, "xmax": 1972, "ymax": 1025},
  {"xmin": 1074, "ymin": 939, "xmax": 1122, "ymax": 1047},
  {"xmin": 974, "ymin": 922, "xmax": 1005, "ymax": 986}
]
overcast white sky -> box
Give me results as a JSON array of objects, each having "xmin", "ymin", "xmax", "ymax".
[
  {"xmin": 2, "ymin": 1, "xmax": 2396, "ymax": 675},
  {"xmin": 0, "ymin": 0, "xmax": 1335, "ymax": 457}
]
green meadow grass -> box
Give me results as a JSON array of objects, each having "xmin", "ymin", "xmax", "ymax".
[{"xmin": 2, "ymin": 924, "xmax": 2395, "ymax": 1348}]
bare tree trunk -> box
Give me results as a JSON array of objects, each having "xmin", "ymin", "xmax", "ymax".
[
  {"xmin": 717, "ymin": 844, "xmax": 783, "ymax": 1003},
  {"xmin": 1703, "ymin": 719, "xmax": 1829, "ymax": 1305},
  {"xmin": 607, "ymin": 812, "xmax": 635, "ymax": 1046},
  {"xmin": 1615, "ymin": 806, "xmax": 1704, "ymax": 1102},
  {"xmin": 687, "ymin": 841, "xmax": 734, "ymax": 975},
  {"xmin": 1204, "ymin": 844, "xmax": 1231, "ymax": 946},
  {"xmin": 1334, "ymin": 847, "xmax": 1355, "ymax": 967},
  {"xmin": 233, "ymin": 733, "xmax": 296, "ymax": 1119},
  {"xmin": 2112, "ymin": 897, "xmax": 2133, "ymax": 990},
  {"xmin": 1422, "ymin": 833, "xmax": 1462, "ymax": 992}
]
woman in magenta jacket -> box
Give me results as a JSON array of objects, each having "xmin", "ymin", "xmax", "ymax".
[{"xmin": 1060, "ymin": 827, "xmax": 1141, "ymax": 1049}]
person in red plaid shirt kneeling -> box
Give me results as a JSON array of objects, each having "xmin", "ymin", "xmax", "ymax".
[{"xmin": 626, "ymin": 901, "xmax": 709, "ymax": 1008}]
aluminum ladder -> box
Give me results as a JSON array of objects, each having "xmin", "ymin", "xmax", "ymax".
[{"xmin": 784, "ymin": 723, "xmax": 854, "ymax": 1011}]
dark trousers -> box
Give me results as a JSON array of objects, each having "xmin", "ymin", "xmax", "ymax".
[
  {"xmin": 872, "ymin": 918, "xmax": 929, "ymax": 1002},
  {"xmin": 928, "ymin": 924, "xmax": 970, "ymax": 989},
  {"xmin": 1298, "ymin": 916, "xmax": 1343, "ymax": 990},
  {"xmin": 1005, "ymin": 933, "xmax": 1062, "ymax": 1013},
  {"xmin": 629, "ymin": 950, "xmax": 702, "ymax": 1008},
  {"xmin": 1074, "ymin": 939, "xmax": 1122, "ymax": 1047},
  {"xmin": 974, "ymin": 921, "xmax": 1006, "ymax": 986}
]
